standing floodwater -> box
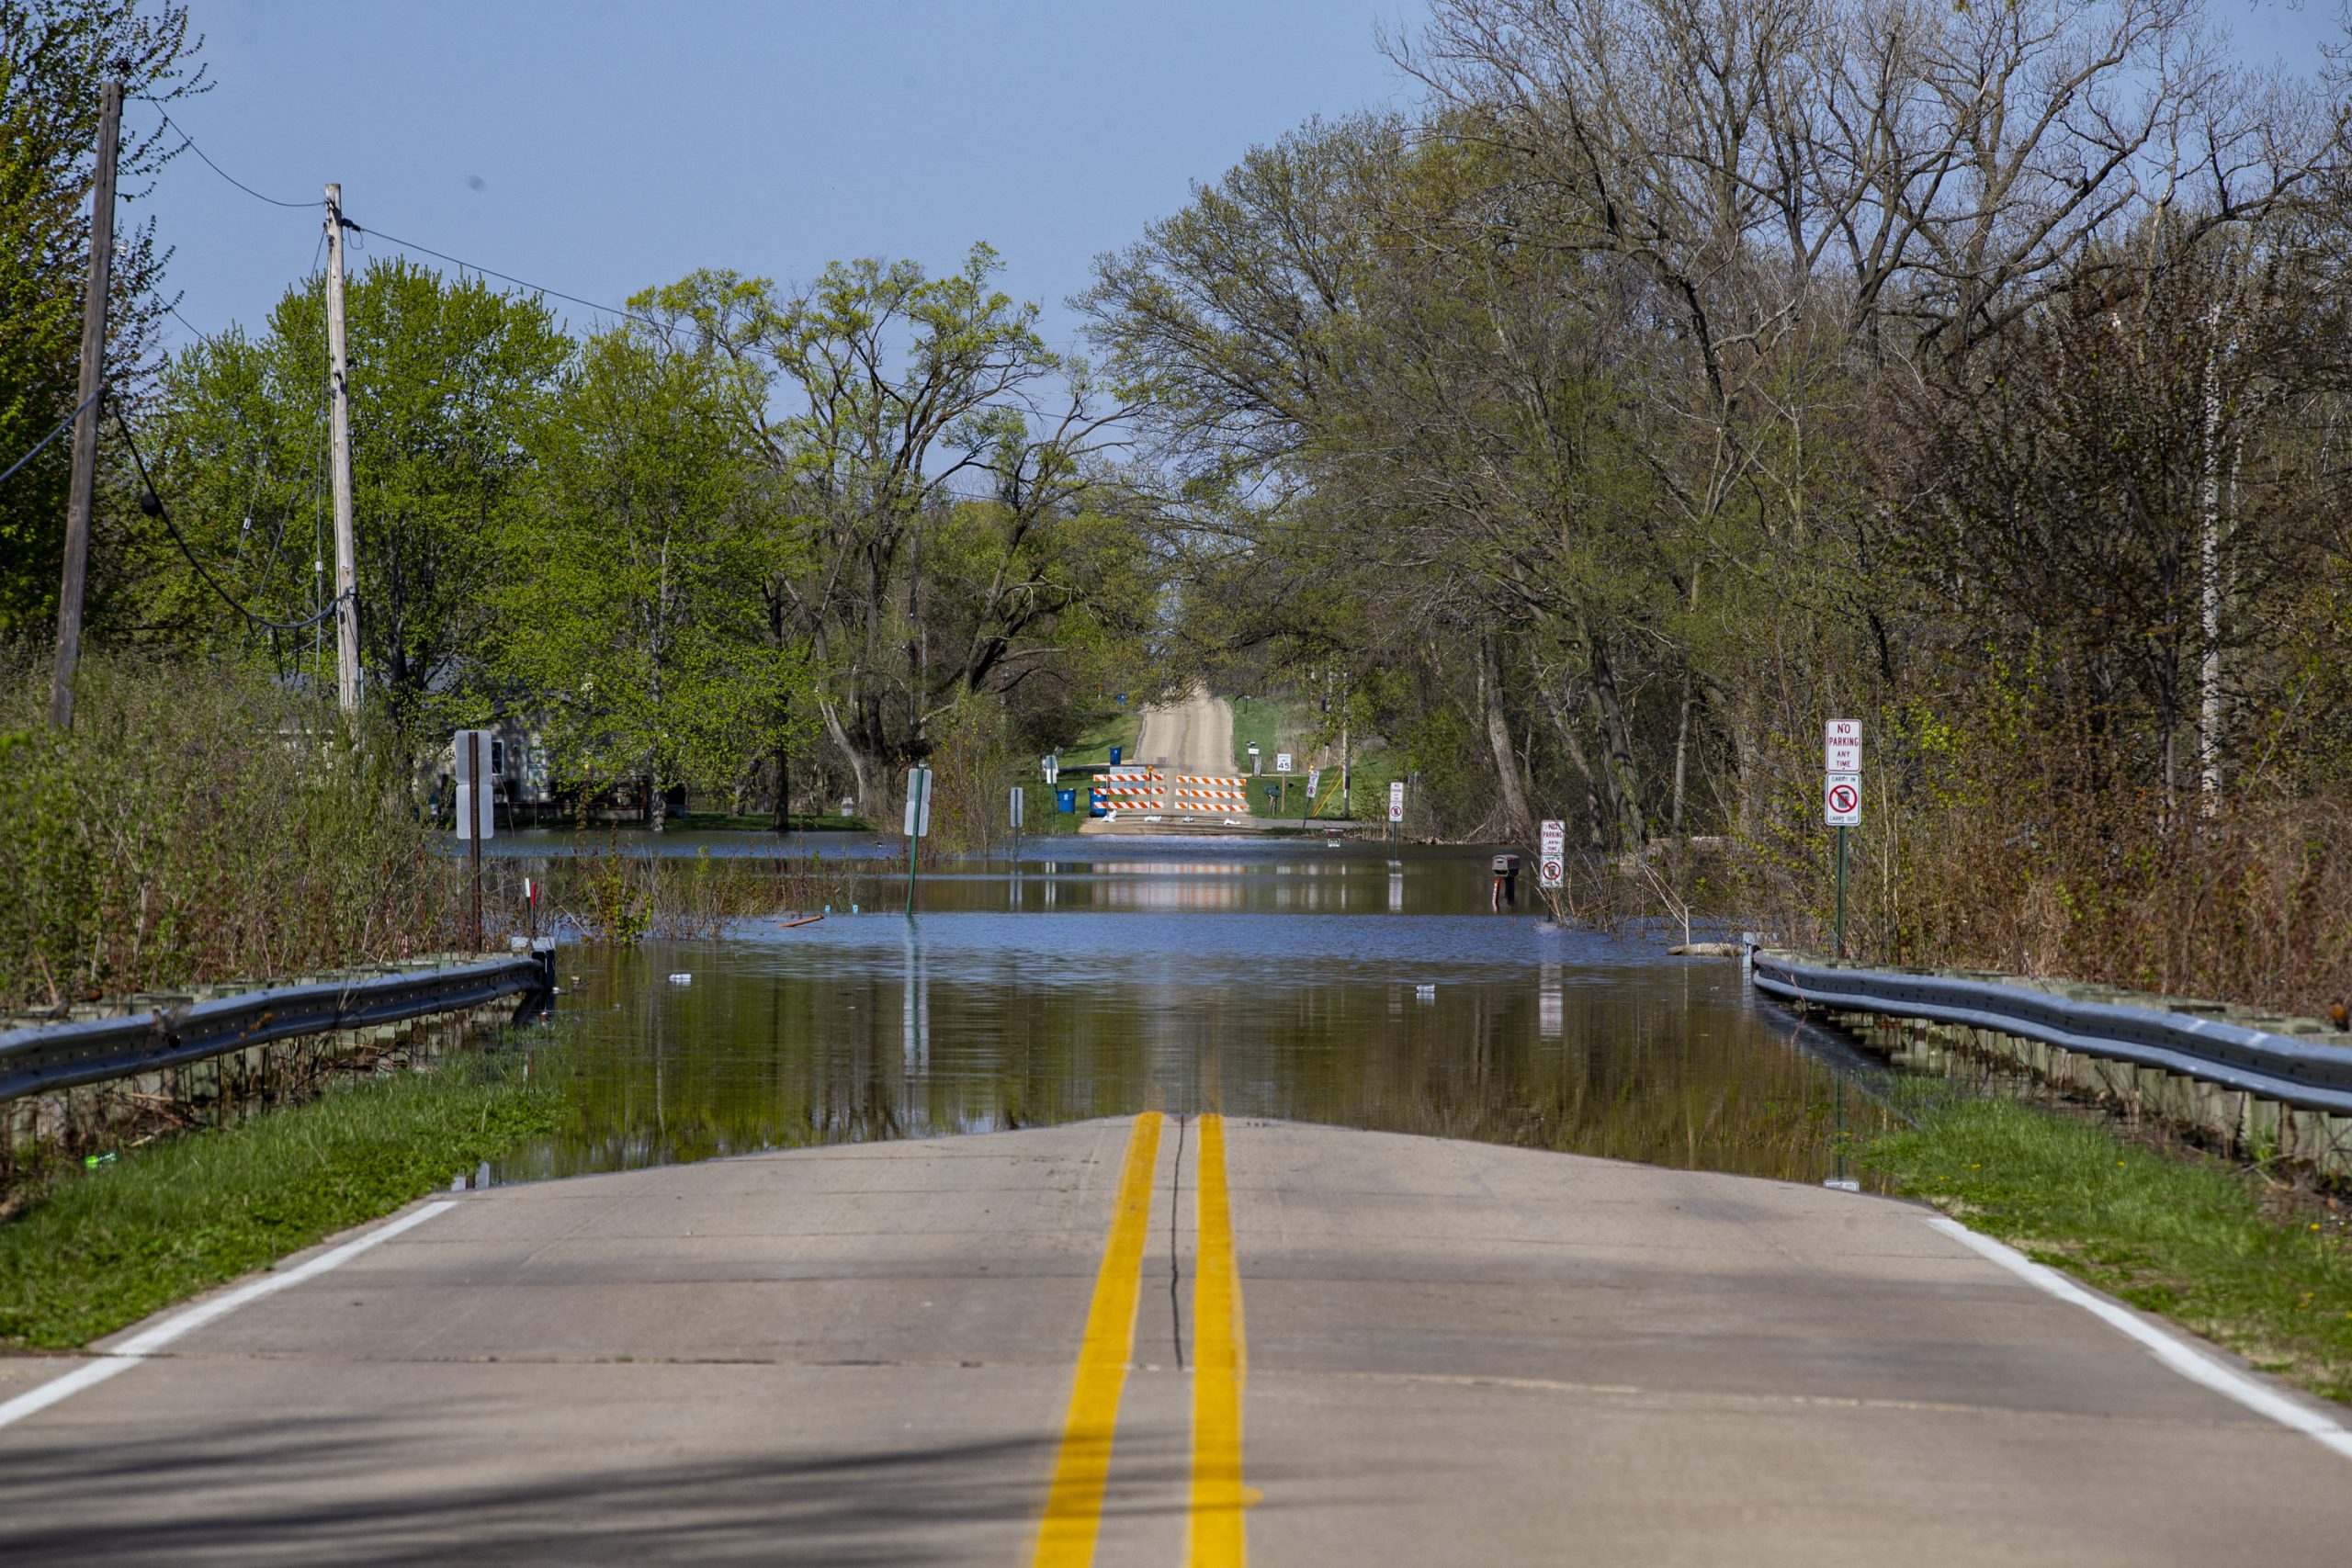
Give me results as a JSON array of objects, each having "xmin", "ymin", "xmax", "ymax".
[{"xmin": 489, "ymin": 841, "xmax": 1885, "ymax": 1185}]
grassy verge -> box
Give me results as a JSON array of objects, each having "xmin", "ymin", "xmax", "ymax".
[
  {"xmin": 0, "ymin": 1046, "xmax": 565, "ymax": 1350},
  {"xmin": 1332, "ymin": 744, "xmax": 1404, "ymax": 822},
  {"xmin": 1229, "ymin": 694, "xmax": 1301, "ymax": 777},
  {"xmin": 1859, "ymin": 1095, "xmax": 2352, "ymax": 1403}
]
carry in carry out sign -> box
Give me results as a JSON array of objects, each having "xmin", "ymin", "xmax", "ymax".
[{"xmin": 1824, "ymin": 773, "xmax": 1860, "ymax": 827}]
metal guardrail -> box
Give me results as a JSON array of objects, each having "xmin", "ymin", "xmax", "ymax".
[
  {"xmin": 1750, "ymin": 951, "xmax": 2352, "ymax": 1114},
  {"xmin": 0, "ymin": 953, "xmax": 552, "ymax": 1103}
]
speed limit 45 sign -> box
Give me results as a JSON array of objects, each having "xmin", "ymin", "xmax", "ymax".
[{"xmin": 1824, "ymin": 773, "xmax": 1861, "ymax": 827}]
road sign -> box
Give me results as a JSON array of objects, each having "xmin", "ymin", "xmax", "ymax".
[
  {"xmin": 1538, "ymin": 819, "xmax": 1565, "ymax": 889},
  {"xmin": 1387, "ymin": 781, "xmax": 1406, "ymax": 822},
  {"xmin": 1824, "ymin": 772, "xmax": 1861, "ymax": 827},
  {"xmin": 903, "ymin": 765, "xmax": 933, "ymax": 837},
  {"xmin": 453, "ymin": 728, "xmax": 494, "ymax": 840},
  {"xmin": 1043, "ymin": 753, "xmax": 1058, "ymax": 785},
  {"xmin": 1275, "ymin": 752, "xmax": 1293, "ymax": 773},
  {"xmin": 1825, "ymin": 718, "xmax": 1861, "ymax": 774},
  {"xmin": 1306, "ymin": 766, "xmax": 1321, "ymax": 801},
  {"xmin": 1009, "ymin": 785, "xmax": 1024, "ymax": 829}
]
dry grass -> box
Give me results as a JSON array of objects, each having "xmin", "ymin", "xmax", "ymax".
[
  {"xmin": 0, "ymin": 650, "xmax": 460, "ymax": 1014},
  {"xmin": 527, "ymin": 842, "xmax": 902, "ymax": 942},
  {"xmin": 1727, "ymin": 710, "xmax": 2352, "ymax": 1019}
]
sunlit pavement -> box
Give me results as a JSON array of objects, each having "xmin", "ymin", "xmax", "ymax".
[{"xmin": 2, "ymin": 1119, "xmax": 2347, "ymax": 1564}]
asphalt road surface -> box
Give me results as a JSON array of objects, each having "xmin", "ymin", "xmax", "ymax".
[
  {"xmin": 1136, "ymin": 689, "xmax": 1235, "ymax": 776},
  {"xmin": 3, "ymin": 1119, "xmax": 2348, "ymax": 1564}
]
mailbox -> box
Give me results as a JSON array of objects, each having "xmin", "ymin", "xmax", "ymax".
[{"xmin": 1490, "ymin": 852, "xmax": 1521, "ymax": 910}]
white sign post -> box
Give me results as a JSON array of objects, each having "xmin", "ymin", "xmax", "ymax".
[
  {"xmin": 1538, "ymin": 819, "xmax": 1566, "ymax": 891},
  {"xmin": 1042, "ymin": 753, "xmax": 1058, "ymax": 786},
  {"xmin": 1305, "ymin": 766, "xmax": 1320, "ymax": 824},
  {"xmin": 1387, "ymin": 780, "xmax": 1406, "ymax": 823},
  {"xmin": 1823, "ymin": 720, "xmax": 1860, "ymax": 956},
  {"xmin": 1009, "ymin": 785, "xmax": 1025, "ymax": 829},
  {"xmin": 902, "ymin": 766, "xmax": 933, "ymax": 838},
  {"xmin": 902, "ymin": 765, "xmax": 932, "ymax": 919}
]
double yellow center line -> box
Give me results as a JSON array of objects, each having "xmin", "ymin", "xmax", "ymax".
[{"xmin": 1031, "ymin": 1112, "xmax": 1249, "ymax": 1567}]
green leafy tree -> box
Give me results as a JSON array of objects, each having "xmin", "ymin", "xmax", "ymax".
[
  {"xmin": 495, "ymin": 321, "xmax": 807, "ymax": 829},
  {"xmin": 149, "ymin": 258, "xmax": 571, "ymax": 744},
  {"xmin": 0, "ymin": 0, "xmax": 202, "ymax": 635},
  {"xmin": 641, "ymin": 249, "xmax": 1152, "ymax": 817}
]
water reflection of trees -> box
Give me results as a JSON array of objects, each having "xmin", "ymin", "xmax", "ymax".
[{"xmin": 501, "ymin": 942, "xmax": 1878, "ymax": 1185}]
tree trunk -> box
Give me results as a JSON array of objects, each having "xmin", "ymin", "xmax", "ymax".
[
  {"xmin": 1540, "ymin": 680, "xmax": 1605, "ymax": 848},
  {"xmin": 1587, "ymin": 632, "xmax": 1647, "ymax": 852},
  {"xmin": 1669, "ymin": 668, "xmax": 1693, "ymax": 837},
  {"xmin": 646, "ymin": 773, "xmax": 666, "ymax": 833},
  {"xmin": 819, "ymin": 694, "xmax": 877, "ymax": 820},
  {"xmin": 773, "ymin": 745, "xmax": 792, "ymax": 833},
  {"xmin": 1479, "ymin": 632, "xmax": 1535, "ymax": 839},
  {"xmin": 2198, "ymin": 294, "xmax": 2228, "ymax": 812}
]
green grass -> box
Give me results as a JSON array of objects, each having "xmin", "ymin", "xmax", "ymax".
[
  {"xmin": 1331, "ymin": 744, "xmax": 1404, "ymax": 822},
  {"xmin": 1057, "ymin": 705, "xmax": 1142, "ymax": 768},
  {"xmin": 1228, "ymin": 696, "xmax": 1404, "ymax": 820},
  {"xmin": 1228, "ymin": 695, "xmax": 1300, "ymax": 777},
  {"xmin": 1860, "ymin": 1096, "xmax": 2352, "ymax": 1402},
  {"xmin": 0, "ymin": 1050, "xmax": 565, "ymax": 1349}
]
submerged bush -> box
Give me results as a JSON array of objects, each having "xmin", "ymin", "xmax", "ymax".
[{"xmin": 0, "ymin": 650, "xmax": 455, "ymax": 1010}]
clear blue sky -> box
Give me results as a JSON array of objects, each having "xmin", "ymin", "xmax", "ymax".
[
  {"xmin": 142, "ymin": 0, "xmax": 2343, "ymax": 364},
  {"xmin": 143, "ymin": 0, "xmax": 1420, "ymax": 360}
]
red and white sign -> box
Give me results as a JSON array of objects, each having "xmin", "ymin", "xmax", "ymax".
[
  {"xmin": 1824, "ymin": 773, "xmax": 1861, "ymax": 827},
  {"xmin": 1538, "ymin": 819, "xmax": 1566, "ymax": 889},
  {"xmin": 1825, "ymin": 718, "xmax": 1861, "ymax": 775},
  {"xmin": 1387, "ymin": 781, "xmax": 1406, "ymax": 822}
]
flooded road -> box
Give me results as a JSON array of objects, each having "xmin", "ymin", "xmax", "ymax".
[{"xmin": 491, "ymin": 840, "xmax": 1890, "ymax": 1186}]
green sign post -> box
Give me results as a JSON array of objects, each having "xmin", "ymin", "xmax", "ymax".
[{"xmin": 903, "ymin": 764, "xmax": 932, "ymax": 919}]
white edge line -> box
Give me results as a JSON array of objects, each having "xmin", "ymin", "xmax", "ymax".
[
  {"xmin": 1927, "ymin": 1214, "xmax": 2352, "ymax": 1461},
  {"xmin": 0, "ymin": 1200, "xmax": 457, "ymax": 1433}
]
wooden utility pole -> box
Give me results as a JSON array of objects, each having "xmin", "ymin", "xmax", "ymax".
[
  {"xmin": 48, "ymin": 78, "xmax": 123, "ymax": 730},
  {"xmin": 323, "ymin": 183, "xmax": 360, "ymax": 715}
]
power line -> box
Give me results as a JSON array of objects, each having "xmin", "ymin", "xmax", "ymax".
[
  {"xmin": 112, "ymin": 399, "xmax": 345, "ymax": 632},
  {"xmin": 148, "ymin": 105, "xmax": 313, "ymax": 209},
  {"xmin": 0, "ymin": 385, "xmax": 108, "ymax": 489},
  {"xmin": 147, "ymin": 110, "xmax": 1095, "ymax": 434},
  {"xmin": 348, "ymin": 220, "xmax": 673, "ymax": 333}
]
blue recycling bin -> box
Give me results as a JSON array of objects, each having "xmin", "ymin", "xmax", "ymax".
[
  {"xmin": 1056, "ymin": 786, "xmax": 1078, "ymax": 815},
  {"xmin": 1109, "ymin": 745, "xmax": 1123, "ymax": 765}
]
